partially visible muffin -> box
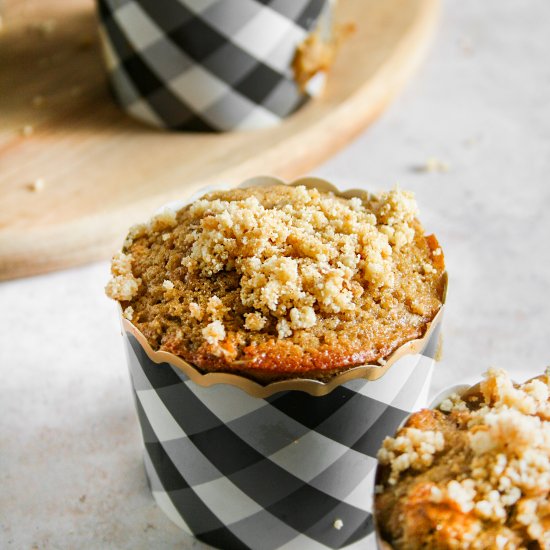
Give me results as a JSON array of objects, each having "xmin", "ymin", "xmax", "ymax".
[
  {"xmin": 375, "ymin": 369, "xmax": 550, "ymax": 549},
  {"xmin": 106, "ymin": 184, "xmax": 446, "ymax": 382}
]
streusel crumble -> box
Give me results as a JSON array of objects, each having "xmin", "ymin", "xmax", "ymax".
[
  {"xmin": 106, "ymin": 184, "xmax": 445, "ymax": 382},
  {"xmin": 375, "ymin": 369, "xmax": 550, "ymax": 549}
]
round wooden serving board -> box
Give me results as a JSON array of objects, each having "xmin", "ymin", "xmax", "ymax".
[{"xmin": 0, "ymin": 0, "xmax": 439, "ymax": 280}]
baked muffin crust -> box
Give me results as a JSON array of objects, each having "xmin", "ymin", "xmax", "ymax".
[
  {"xmin": 375, "ymin": 369, "xmax": 550, "ymax": 549},
  {"xmin": 106, "ymin": 184, "xmax": 445, "ymax": 382}
]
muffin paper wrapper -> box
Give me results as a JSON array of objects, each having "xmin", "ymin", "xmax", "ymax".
[
  {"xmin": 97, "ymin": 0, "xmax": 335, "ymax": 131},
  {"xmin": 120, "ymin": 176, "xmax": 447, "ymax": 549}
]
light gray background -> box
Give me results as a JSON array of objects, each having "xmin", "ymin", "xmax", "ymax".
[{"xmin": 2, "ymin": 1, "xmax": 549, "ymax": 548}]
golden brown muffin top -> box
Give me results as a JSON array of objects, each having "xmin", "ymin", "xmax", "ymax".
[
  {"xmin": 105, "ymin": 184, "xmax": 445, "ymax": 382},
  {"xmin": 375, "ymin": 369, "xmax": 550, "ymax": 550}
]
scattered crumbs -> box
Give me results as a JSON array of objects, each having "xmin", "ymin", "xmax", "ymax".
[
  {"xmin": 457, "ymin": 35, "xmax": 474, "ymax": 56},
  {"xmin": 333, "ymin": 519, "xmax": 344, "ymax": 530},
  {"xmin": 417, "ymin": 157, "xmax": 450, "ymax": 174},
  {"xmin": 27, "ymin": 178, "xmax": 45, "ymax": 192},
  {"xmin": 29, "ymin": 19, "xmax": 57, "ymax": 36},
  {"xmin": 162, "ymin": 280, "xmax": 174, "ymax": 290},
  {"xmin": 20, "ymin": 125, "xmax": 34, "ymax": 137},
  {"xmin": 32, "ymin": 95, "xmax": 45, "ymax": 107},
  {"xmin": 144, "ymin": 523, "xmax": 155, "ymax": 532},
  {"xmin": 79, "ymin": 494, "xmax": 86, "ymax": 503}
]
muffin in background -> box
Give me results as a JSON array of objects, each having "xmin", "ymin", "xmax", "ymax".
[
  {"xmin": 375, "ymin": 368, "xmax": 550, "ymax": 550},
  {"xmin": 106, "ymin": 183, "xmax": 446, "ymax": 383}
]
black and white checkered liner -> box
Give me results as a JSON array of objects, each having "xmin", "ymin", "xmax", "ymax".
[
  {"xmin": 97, "ymin": 0, "xmax": 332, "ymax": 131},
  {"xmin": 123, "ymin": 323, "xmax": 440, "ymax": 550}
]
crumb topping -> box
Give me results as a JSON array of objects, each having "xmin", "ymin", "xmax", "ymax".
[
  {"xmin": 244, "ymin": 312, "xmax": 267, "ymax": 332},
  {"xmin": 376, "ymin": 369, "xmax": 550, "ymax": 549},
  {"xmin": 202, "ymin": 320, "xmax": 226, "ymax": 346},
  {"xmin": 378, "ymin": 428, "xmax": 445, "ymax": 485},
  {"xmin": 189, "ymin": 302, "xmax": 203, "ymax": 321},
  {"xmin": 123, "ymin": 306, "xmax": 134, "ymax": 321},
  {"xmin": 106, "ymin": 185, "xmax": 445, "ymax": 381},
  {"xmin": 178, "ymin": 187, "xmax": 417, "ymax": 337},
  {"xmin": 105, "ymin": 252, "xmax": 141, "ymax": 301}
]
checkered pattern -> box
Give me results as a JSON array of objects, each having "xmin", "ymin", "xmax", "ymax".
[
  {"xmin": 123, "ymin": 322, "xmax": 440, "ymax": 549},
  {"xmin": 97, "ymin": 0, "xmax": 332, "ymax": 131}
]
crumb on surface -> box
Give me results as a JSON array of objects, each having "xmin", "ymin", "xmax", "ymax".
[
  {"xmin": 27, "ymin": 178, "xmax": 45, "ymax": 192},
  {"xmin": 417, "ymin": 157, "xmax": 450, "ymax": 174},
  {"xmin": 28, "ymin": 19, "xmax": 57, "ymax": 36},
  {"xmin": 21, "ymin": 125, "xmax": 34, "ymax": 137},
  {"xmin": 333, "ymin": 519, "xmax": 344, "ymax": 530}
]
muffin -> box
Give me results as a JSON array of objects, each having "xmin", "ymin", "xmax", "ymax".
[
  {"xmin": 106, "ymin": 183, "xmax": 446, "ymax": 383},
  {"xmin": 375, "ymin": 368, "xmax": 550, "ymax": 549}
]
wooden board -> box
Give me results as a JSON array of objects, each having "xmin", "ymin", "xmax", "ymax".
[{"xmin": 0, "ymin": 0, "xmax": 439, "ymax": 280}]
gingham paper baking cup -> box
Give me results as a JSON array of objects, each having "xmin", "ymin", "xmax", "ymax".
[
  {"xmin": 118, "ymin": 176, "xmax": 446, "ymax": 549},
  {"xmin": 97, "ymin": 0, "xmax": 335, "ymax": 131},
  {"xmin": 124, "ymin": 321, "xmax": 441, "ymax": 550}
]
